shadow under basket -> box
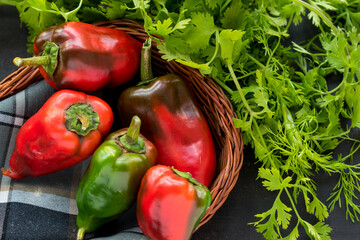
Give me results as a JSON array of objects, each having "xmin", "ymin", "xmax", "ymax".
[{"xmin": 0, "ymin": 19, "xmax": 244, "ymax": 232}]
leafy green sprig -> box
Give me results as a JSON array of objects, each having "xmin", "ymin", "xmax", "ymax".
[
  {"xmin": 133, "ymin": 1, "xmax": 360, "ymax": 239},
  {"xmin": 2, "ymin": 0, "xmax": 360, "ymax": 239}
]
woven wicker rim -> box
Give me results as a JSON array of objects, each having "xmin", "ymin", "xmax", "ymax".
[{"xmin": 0, "ymin": 19, "xmax": 244, "ymax": 231}]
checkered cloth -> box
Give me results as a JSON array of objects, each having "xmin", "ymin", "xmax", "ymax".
[{"xmin": 0, "ymin": 80, "xmax": 147, "ymax": 240}]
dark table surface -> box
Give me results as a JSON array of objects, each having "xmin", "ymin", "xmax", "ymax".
[{"xmin": 1, "ymin": 5, "xmax": 359, "ymax": 240}]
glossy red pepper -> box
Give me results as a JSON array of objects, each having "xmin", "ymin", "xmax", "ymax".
[
  {"xmin": 137, "ymin": 165, "xmax": 212, "ymax": 240},
  {"xmin": 13, "ymin": 22, "xmax": 142, "ymax": 93},
  {"xmin": 117, "ymin": 39, "xmax": 216, "ymax": 187},
  {"xmin": 1, "ymin": 89, "xmax": 113, "ymax": 179}
]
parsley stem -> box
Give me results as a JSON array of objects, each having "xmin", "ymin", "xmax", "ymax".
[
  {"xmin": 64, "ymin": 0, "xmax": 83, "ymax": 21},
  {"xmin": 282, "ymin": 102, "xmax": 303, "ymax": 148},
  {"xmin": 246, "ymin": 53, "xmax": 266, "ymax": 69},
  {"xmin": 285, "ymin": 12, "xmax": 294, "ymax": 32},
  {"xmin": 237, "ymin": 70, "xmax": 258, "ymax": 80},
  {"xmin": 30, "ymin": 0, "xmax": 83, "ymax": 22},
  {"xmin": 0, "ymin": 0, "xmax": 16, "ymax": 6},
  {"xmin": 264, "ymin": 13, "xmax": 283, "ymax": 68},
  {"xmin": 251, "ymin": 118, "xmax": 278, "ymax": 167},
  {"xmin": 207, "ymin": 30, "xmax": 220, "ymax": 66},
  {"xmin": 220, "ymin": 0, "xmax": 232, "ymax": 14},
  {"xmin": 283, "ymin": 187, "xmax": 304, "ymax": 222},
  {"xmin": 212, "ymin": 77, "xmax": 233, "ymax": 95},
  {"xmin": 228, "ymin": 63, "xmax": 268, "ymax": 119},
  {"xmin": 228, "ymin": 63, "xmax": 258, "ymax": 118},
  {"xmin": 292, "ymin": 0, "xmax": 339, "ymax": 35}
]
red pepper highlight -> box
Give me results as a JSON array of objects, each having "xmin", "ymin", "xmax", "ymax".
[
  {"xmin": 137, "ymin": 165, "xmax": 212, "ymax": 240},
  {"xmin": 117, "ymin": 38, "xmax": 216, "ymax": 187},
  {"xmin": 14, "ymin": 22, "xmax": 142, "ymax": 93},
  {"xmin": 118, "ymin": 74, "xmax": 217, "ymax": 187},
  {"xmin": 1, "ymin": 89, "xmax": 113, "ymax": 179}
]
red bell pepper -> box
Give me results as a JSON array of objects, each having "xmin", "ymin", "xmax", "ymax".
[
  {"xmin": 117, "ymin": 39, "xmax": 216, "ymax": 187},
  {"xmin": 137, "ymin": 165, "xmax": 212, "ymax": 240},
  {"xmin": 13, "ymin": 22, "xmax": 142, "ymax": 93},
  {"xmin": 1, "ymin": 89, "xmax": 113, "ymax": 179}
]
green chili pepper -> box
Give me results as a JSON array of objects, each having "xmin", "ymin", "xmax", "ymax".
[{"xmin": 75, "ymin": 116, "xmax": 157, "ymax": 240}]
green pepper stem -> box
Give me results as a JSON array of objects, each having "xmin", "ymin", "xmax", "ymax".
[
  {"xmin": 77, "ymin": 113, "xmax": 90, "ymax": 131},
  {"xmin": 119, "ymin": 116, "xmax": 146, "ymax": 153},
  {"xmin": 13, "ymin": 41, "xmax": 59, "ymax": 78},
  {"xmin": 77, "ymin": 227, "xmax": 86, "ymax": 240},
  {"xmin": 126, "ymin": 115, "xmax": 141, "ymax": 144},
  {"xmin": 140, "ymin": 38, "xmax": 154, "ymax": 82},
  {"xmin": 171, "ymin": 167, "xmax": 203, "ymax": 187},
  {"xmin": 65, "ymin": 103, "xmax": 100, "ymax": 136},
  {"xmin": 13, "ymin": 56, "xmax": 51, "ymax": 67}
]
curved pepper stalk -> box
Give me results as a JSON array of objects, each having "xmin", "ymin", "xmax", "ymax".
[{"xmin": 76, "ymin": 115, "xmax": 157, "ymax": 240}]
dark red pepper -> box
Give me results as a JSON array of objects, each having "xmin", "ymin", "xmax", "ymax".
[
  {"xmin": 13, "ymin": 22, "xmax": 142, "ymax": 93},
  {"xmin": 1, "ymin": 89, "xmax": 113, "ymax": 179},
  {"xmin": 137, "ymin": 165, "xmax": 212, "ymax": 240},
  {"xmin": 117, "ymin": 39, "xmax": 216, "ymax": 187}
]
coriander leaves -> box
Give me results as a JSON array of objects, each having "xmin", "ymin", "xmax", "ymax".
[
  {"xmin": 136, "ymin": 1, "xmax": 360, "ymax": 239},
  {"xmin": 3, "ymin": 0, "xmax": 360, "ymax": 239}
]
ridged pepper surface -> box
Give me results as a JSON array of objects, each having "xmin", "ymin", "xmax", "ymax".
[
  {"xmin": 76, "ymin": 116, "xmax": 157, "ymax": 240},
  {"xmin": 13, "ymin": 21, "xmax": 142, "ymax": 93},
  {"xmin": 137, "ymin": 165, "xmax": 211, "ymax": 240},
  {"xmin": 1, "ymin": 89, "xmax": 113, "ymax": 179}
]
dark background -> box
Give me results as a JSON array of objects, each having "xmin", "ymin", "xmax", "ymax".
[{"xmin": 1, "ymin": 5, "xmax": 359, "ymax": 240}]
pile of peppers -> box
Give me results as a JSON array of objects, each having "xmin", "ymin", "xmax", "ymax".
[{"xmin": 3, "ymin": 22, "xmax": 217, "ymax": 240}]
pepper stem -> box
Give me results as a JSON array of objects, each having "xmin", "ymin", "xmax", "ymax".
[
  {"xmin": 140, "ymin": 38, "xmax": 154, "ymax": 82},
  {"xmin": 13, "ymin": 56, "xmax": 51, "ymax": 67},
  {"xmin": 171, "ymin": 167, "xmax": 203, "ymax": 187},
  {"xmin": 13, "ymin": 41, "xmax": 59, "ymax": 78},
  {"xmin": 77, "ymin": 113, "xmax": 90, "ymax": 131},
  {"xmin": 119, "ymin": 116, "xmax": 146, "ymax": 153},
  {"xmin": 126, "ymin": 115, "xmax": 141, "ymax": 144},
  {"xmin": 65, "ymin": 103, "xmax": 100, "ymax": 136},
  {"xmin": 77, "ymin": 227, "xmax": 86, "ymax": 240}
]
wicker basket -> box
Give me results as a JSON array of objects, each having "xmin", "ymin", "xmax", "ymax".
[{"xmin": 0, "ymin": 19, "xmax": 244, "ymax": 231}]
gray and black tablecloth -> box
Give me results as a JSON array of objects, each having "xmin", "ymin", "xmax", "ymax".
[{"xmin": 0, "ymin": 80, "xmax": 149, "ymax": 240}]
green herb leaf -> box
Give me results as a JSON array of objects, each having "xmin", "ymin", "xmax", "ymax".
[
  {"xmin": 182, "ymin": 12, "xmax": 217, "ymax": 53},
  {"xmin": 218, "ymin": 29, "xmax": 244, "ymax": 65}
]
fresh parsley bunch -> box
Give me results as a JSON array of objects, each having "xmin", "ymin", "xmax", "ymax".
[{"xmin": 1, "ymin": 0, "xmax": 360, "ymax": 239}]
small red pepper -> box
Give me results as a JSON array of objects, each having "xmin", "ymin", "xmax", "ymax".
[
  {"xmin": 1, "ymin": 89, "xmax": 113, "ymax": 179},
  {"xmin": 13, "ymin": 22, "xmax": 142, "ymax": 93},
  {"xmin": 117, "ymin": 39, "xmax": 216, "ymax": 187},
  {"xmin": 137, "ymin": 165, "xmax": 212, "ymax": 240}
]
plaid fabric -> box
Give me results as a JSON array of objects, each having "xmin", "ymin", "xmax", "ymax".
[{"xmin": 0, "ymin": 81, "xmax": 146, "ymax": 240}]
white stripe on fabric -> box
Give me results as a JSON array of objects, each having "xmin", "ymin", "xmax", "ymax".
[
  {"xmin": 0, "ymin": 91, "xmax": 25, "ymax": 234},
  {"xmin": 0, "ymin": 190, "xmax": 78, "ymax": 215},
  {"xmin": 0, "ymin": 127, "xmax": 18, "ymax": 234},
  {"xmin": 1, "ymin": 90, "xmax": 26, "ymax": 191},
  {"xmin": 13, "ymin": 116, "xmax": 24, "ymax": 127},
  {"xmin": 0, "ymin": 114, "xmax": 24, "ymax": 127},
  {"xmin": 15, "ymin": 90, "xmax": 26, "ymax": 118}
]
